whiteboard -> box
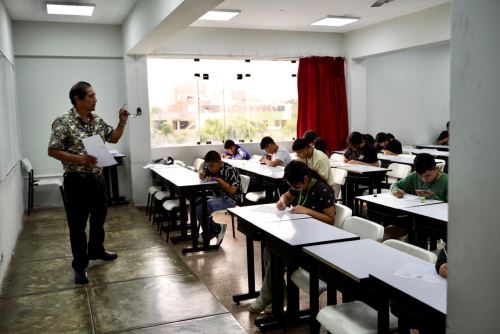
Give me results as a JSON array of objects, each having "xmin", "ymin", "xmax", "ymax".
[{"xmin": 0, "ymin": 52, "xmax": 19, "ymax": 182}]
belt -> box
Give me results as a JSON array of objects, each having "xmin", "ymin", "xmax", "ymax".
[{"xmin": 64, "ymin": 171, "xmax": 102, "ymax": 178}]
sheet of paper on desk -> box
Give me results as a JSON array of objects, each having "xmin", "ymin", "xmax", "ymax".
[
  {"xmin": 393, "ymin": 263, "xmax": 446, "ymax": 285},
  {"xmin": 82, "ymin": 135, "xmax": 117, "ymax": 167}
]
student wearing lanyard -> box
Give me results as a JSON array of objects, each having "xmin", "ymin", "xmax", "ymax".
[{"xmin": 249, "ymin": 161, "xmax": 336, "ymax": 314}]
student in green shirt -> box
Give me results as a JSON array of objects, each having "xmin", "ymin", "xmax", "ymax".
[{"xmin": 390, "ymin": 153, "xmax": 448, "ymax": 201}]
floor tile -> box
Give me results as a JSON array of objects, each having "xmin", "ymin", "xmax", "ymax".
[
  {"xmin": 89, "ymin": 275, "xmax": 227, "ymax": 334},
  {"xmin": 103, "ymin": 229, "xmax": 164, "ymax": 252},
  {"xmin": 87, "ymin": 246, "xmax": 191, "ymax": 284},
  {"xmin": 11, "ymin": 234, "xmax": 72, "ymax": 263},
  {"xmin": 121, "ymin": 313, "xmax": 246, "ymax": 333},
  {"xmin": 1, "ymin": 257, "xmax": 74, "ymax": 298},
  {"xmin": 0, "ymin": 288, "xmax": 93, "ymax": 334}
]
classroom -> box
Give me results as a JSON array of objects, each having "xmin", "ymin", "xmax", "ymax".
[{"xmin": 0, "ymin": 0, "xmax": 498, "ymax": 333}]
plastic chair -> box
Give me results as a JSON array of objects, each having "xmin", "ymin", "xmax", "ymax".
[
  {"xmin": 146, "ymin": 185, "xmax": 161, "ymax": 217},
  {"xmin": 383, "ymin": 239, "xmax": 437, "ymax": 263},
  {"xmin": 435, "ymin": 158, "xmax": 446, "ymax": 172},
  {"xmin": 21, "ymin": 158, "xmax": 66, "ymax": 215},
  {"xmin": 332, "ymin": 168, "xmax": 348, "ymax": 201},
  {"xmin": 330, "ymin": 153, "xmax": 345, "ymax": 162},
  {"xmin": 386, "ymin": 163, "xmax": 411, "ymax": 185},
  {"xmin": 343, "ymin": 216, "xmax": 384, "ymax": 242},
  {"xmin": 334, "ymin": 203, "xmax": 352, "ymax": 229},
  {"xmin": 290, "ymin": 203, "xmax": 353, "ymax": 300}
]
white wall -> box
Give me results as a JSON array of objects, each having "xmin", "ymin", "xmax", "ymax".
[
  {"xmin": 0, "ymin": 0, "xmax": 24, "ymax": 289},
  {"xmin": 13, "ymin": 21, "xmax": 129, "ymax": 208},
  {"xmin": 365, "ymin": 43, "xmax": 450, "ymax": 145},
  {"xmin": 345, "ymin": 3, "xmax": 450, "ymax": 133},
  {"xmin": 448, "ymin": 0, "xmax": 500, "ymax": 332}
]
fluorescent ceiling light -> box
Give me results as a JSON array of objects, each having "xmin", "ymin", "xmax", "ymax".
[
  {"xmin": 199, "ymin": 10, "xmax": 240, "ymax": 21},
  {"xmin": 311, "ymin": 15, "xmax": 359, "ymax": 27},
  {"xmin": 46, "ymin": 2, "xmax": 95, "ymax": 16}
]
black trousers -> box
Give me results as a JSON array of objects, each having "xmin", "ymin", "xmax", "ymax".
[{"xmin": 64, "ymin": 172, "xmax": 108, "ymax": 271}]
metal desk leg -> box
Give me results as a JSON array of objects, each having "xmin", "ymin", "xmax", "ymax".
[{"xmin": 232, "ymin": 235, "xmax": 260, "ymax": 304}]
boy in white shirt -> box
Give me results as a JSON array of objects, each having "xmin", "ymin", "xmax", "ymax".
[{"xmin": 259, "ymin": 136, "xmax": 291, "ymax": 167}]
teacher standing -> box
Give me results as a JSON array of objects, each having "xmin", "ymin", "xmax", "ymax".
[{"xmin": 48, "ymin": 81, "xmax": 128, "ymax": 284}]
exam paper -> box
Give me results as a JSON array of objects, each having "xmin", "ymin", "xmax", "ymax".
[
  {"xmin": 82, "ymin": 135, "xmax": 117, "ymax": 167},
  {"xmin": 393, "ymin": 262, "xmax": 446, "ymax": 285}
]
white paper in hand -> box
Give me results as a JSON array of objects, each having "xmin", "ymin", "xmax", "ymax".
[{"xmin": 82, "ymin": 135, "xmax": 117, "ymax": 167}]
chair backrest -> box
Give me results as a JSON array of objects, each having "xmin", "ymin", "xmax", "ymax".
[
  {"xmin": 240, "ymin": 174, "xmax": 251, "ymax": 195},
  {"xmin": 383, "ymin": 239, "xmax": 437, "ymax": 263},
  {"xmin": 332, "ymin": 168, "xmax": 348, "ymax": 185},
  {"xmin": 435, "ymin": 158, "xmax": 446, "ymax": 172},
  {"xmin": 21, "ymin": 158, "xmax": 34, "ymax": 173},
  {"xmin": 193, "ymin": 158, "xmax": 205, "ymax": 172},
  {"xmin": 343, "ymin": 216, "xmax": 384, "ymax": 242},
  {"xmin": 387, "ymin": 163, "xmax": 412, "ymax": 180},
  {"xmin": 334, "ymin": 203, "xmax": 352, "ymax": 229},
  {"xmin": 330, "ymin": 153, "xmax": 344, "ymax": 162}
]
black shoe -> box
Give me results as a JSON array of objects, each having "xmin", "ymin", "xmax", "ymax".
[
  {"xmin": 75, "ymin": 270, "xmax": 89, "ymax": 284},
  {"xmin": 89, "ymin": 251, "xmax": 118, "ymax": 261}
]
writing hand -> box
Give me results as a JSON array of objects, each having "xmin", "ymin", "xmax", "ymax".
[
  {"xmin": 80, "ymin": 154, "xmax": 97, "ymax": 166},
  {"xmin": 276, "ymin": 198, "xmax": 287, "ymax": 210},
  {"xmin": 199, "ymin": 171, "xmax": 206, "ymax": 180},
  {"xmin": 393, "ymin": 189, "xmax": 405, "ymax": 198}
]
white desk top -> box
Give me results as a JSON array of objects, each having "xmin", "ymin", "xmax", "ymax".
[
  {"xmin": 370, "ymin": 266, "xmax": 447, "ymax": 314},
  {"xmin": 250, "ymin": 217, "xmax": 358, "ymax": 247},
  {"xmin": 223, "ymin": 159, "xmax": 284, "ymax": 179},
  {"xmin": 406, "ymin": 148, "xmax": 449, "ymax": 157},
  {"xmin": 401, "ymin": 203, "xmax": 448, "ymax": 222},
  {"xmin": 304, "ymin": 239, "xmax": 447, "ymax": 314},
  {"xmin": 152, "ymin": 166, "xmax": 217, "ymax": 187},
  {"xmin": 228, "ymin": 203, "xmax": 310, "ymax": 224},
  {"xmin": 330, "ymin": 161, "xmax": 389, "ymax": 174},
  {"xmin": 377, "ymin": 153, "xmax": 415, "ymax": 165},
  {"xmin": 356, "ymin": 192, "xmax": 443, "ymax": 209}
]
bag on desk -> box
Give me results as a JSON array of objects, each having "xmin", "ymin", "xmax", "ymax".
[{"xmin": 153, "ymin": 156, "xmax": 174, "ymax": 165}]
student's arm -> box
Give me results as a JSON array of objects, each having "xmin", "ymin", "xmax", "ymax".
[
  {"xmin": 390, "ymin": 174, "xmax": 414, "ymax": 197},
  {"xmin": 435, "ymin": 249, "xmax": 448, "ymax": 278},
  {"xmin": 266, "ymin": 159, "xmax": 283, "ymax": 167},
  {"xmin": 216, "ymin": 177, "xmax": 238, "ymax": 195},
  {"xmin": 436, "ymin": 131, "xmax": 449, "ymax": 145},
  {"xmin": 292, "ymin": 205, "xmax": 335, "ymax": 225}
]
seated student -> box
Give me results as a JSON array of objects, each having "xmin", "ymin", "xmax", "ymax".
[
  {"xmin": 390, "ymin": 153, "xmax": 448, "ymax": 201},
  {"xmin": 436, "ymin": 121, "xmax": 450, "ymax": 145},
  {"xmin": 197, "ymin": 151, "xmax": 241, "ymax": 246},
  {"xmin": 221, "ymin": 139, "xmax": 250, "ymax": 160},
  {"xmin": 292, "ymin": 138, "xmax": 334, "ymax": 189},
  {"xmin": 435, "ymin": 248, "xmax": 448, "ymax": 278},
  {"xmin": 303, "ymin": 130, "xmax": 327, "ymax": 154},
  {"xmin": 343, "ymin": 131, "xmax": 379, "ymax": 166},
  {"xmin": 249, "ymin": 161, "xmax": 335, "ymax": 313},
  {"xmin": 259, "ymin": 136, "xmax": 292, "ymax": 167},
  {"xmin": 375, "ymin": 132, "xmax": 403, "ymax": 155},
  {"xmin": 363, "ymin": 133, "xmax": 376, "ymax": 148}
]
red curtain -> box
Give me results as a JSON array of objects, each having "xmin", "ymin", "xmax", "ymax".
[{"xmin": 297, "ymin": 56, "xmax": 348, "ymax": 153}]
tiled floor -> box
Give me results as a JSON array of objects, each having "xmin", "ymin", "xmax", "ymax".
[{"xmin": 0, "ymin": 206, "xmax": 247, "ymax": 334}]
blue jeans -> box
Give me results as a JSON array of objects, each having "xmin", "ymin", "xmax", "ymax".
[{"xmin": 196, "ymin": 195, "xmax": 235, "ymax": 236}]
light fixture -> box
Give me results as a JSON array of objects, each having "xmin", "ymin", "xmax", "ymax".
[
  {"xmin": 198, "ymin": 9, "xmax": 240, "ymax": 21},
  {"xmin": 311, "ymin": 15, "xmax": 359, "ymax": 27},
  {"xmin": 46, "ymin": 2, "xmax": 95, "ymax": 16}
]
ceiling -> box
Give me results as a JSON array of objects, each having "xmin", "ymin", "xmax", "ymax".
[{"xmin": 4, "ymin": 0, "xmax": 449, "ymax": 32}]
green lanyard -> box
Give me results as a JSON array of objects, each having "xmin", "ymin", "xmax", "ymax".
[{"xmin": 297, "ymin": 181, "xmax": 313, "ymax": 206}]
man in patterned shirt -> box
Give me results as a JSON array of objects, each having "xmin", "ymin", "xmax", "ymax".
[
  {"xmin": 198, "ymin": 150, "xmax": 241, "ymax": 246},
  {"xmin": 48, "ymin": 81, "xmax": 128, "ymax": 284}
]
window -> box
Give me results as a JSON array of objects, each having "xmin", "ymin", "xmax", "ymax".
[{"xmin": 147, "ymin": 58, "xmax": 298, "ymax": 147}]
